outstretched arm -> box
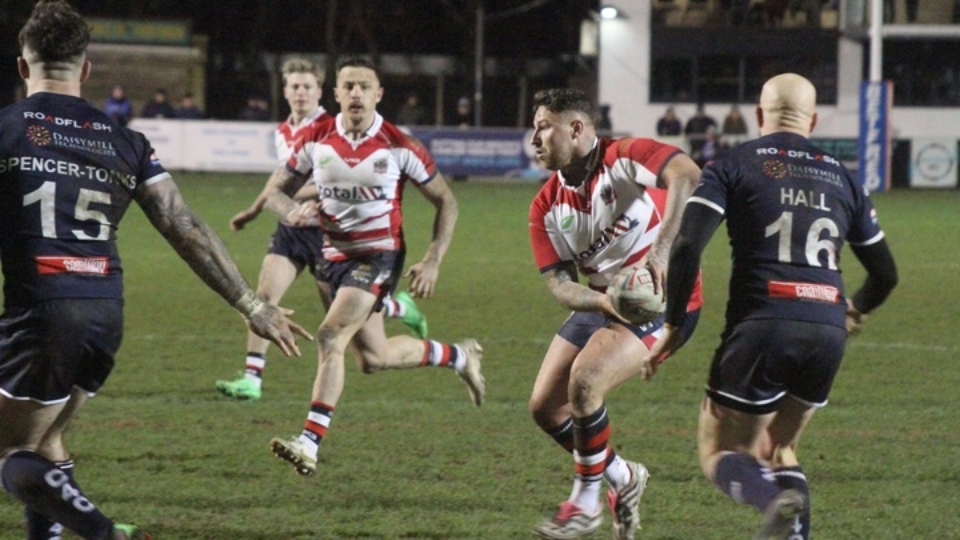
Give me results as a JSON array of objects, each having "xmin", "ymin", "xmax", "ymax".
[
  {"xmin": 135, "ymin": 178, "xmax": 310, "ymax": 356},
  {"xmin": 405, "ymin": 173, "xmax": 458, "ymax": 298},
  {"xmin": 641, "ymin": 200, "xmax": 723, "ymax": 379},
  {"xmin": 647, "ymin": 153, "xmax": 701, "ymax": 289}
]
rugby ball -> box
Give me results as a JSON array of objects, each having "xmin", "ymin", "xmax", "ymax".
[{"xmin": 606, "ymin": 265, "xmax": 665, "ymax": 325}]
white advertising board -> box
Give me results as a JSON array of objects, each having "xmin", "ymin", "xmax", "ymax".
[{"xmin": 910, "ymin": 138, "xmax": 958, "ymax": 188}]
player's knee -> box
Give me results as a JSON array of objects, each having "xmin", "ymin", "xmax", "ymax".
[
  {"xmin": 315, "ymin": 326, "xmax": 346, "ymax": 360},
  {"xmin": 528, "ymin": 396, "xmax": 552, "ymax": 426},
  {"xmin": 357, "ymin": 353, "xmax": 385, "ymax": 374},
  {"xmin": 568, "ymin": 377, "xmax": 599, "ymax": 414}
]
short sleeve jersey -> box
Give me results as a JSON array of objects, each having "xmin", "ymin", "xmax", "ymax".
[
  {"xmin": 275, "ymin": 107, "xmax": 329, "ymax": 164},
  {"xmin": 0, "ymin": 93, "xmax": 171, "ymax": 307},
  {"xmin": 274, "ymin": 107, "xmax": 330, "ymax": 230},
  {"xmin": 690, "ymin": 131, "xmax": 885, "ymax": 328},
  {"xmin": 529, "ymin": 137, "xmax": 703, "ymax": 310},
  {"xmin": 286, "ymin": 113, "xmax": 437, "ymax": 261}
]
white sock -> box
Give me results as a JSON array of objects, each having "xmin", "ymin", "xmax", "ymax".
[
  {"xmin": 297, "ymin": 434, "xmax": 319, "ymax": 459},
  {"xmin": 604, "ymin": 454, "xmax": 631, "ymax": 491},
  {"xmin": 451, "ymin": 345, "xmax": 467, "ymax": 372},
  {"xmin": 569, "ymin": 477, "xmax": 602, "ymax": 515},
  {"xmin": 244, "ymin": 355, "xmax": 265, "ymax": 388}
]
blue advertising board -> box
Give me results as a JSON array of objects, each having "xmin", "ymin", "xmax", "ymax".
[
  {"xmin": 408, "ymin": 127, "xmax": 546, "ymax": 179},
  {"xmin": 858, "ymin": 81, "xmax": 892, "ymax": 192}
]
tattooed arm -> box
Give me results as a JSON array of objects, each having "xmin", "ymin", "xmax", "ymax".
[
  {"xmin": 646, "ymin": 153, "xmax": 701, "ymax": 287},
  {"xmin": 135, "ymin": 178, "xmax": 310, "ymax": 356},
  {"xmin": 261, "ymin": 166, "xmax": 317, "ymax": 226},
  {"xmin": 543, "ymin": 262, "xmax": 627, "ymax": 323},
  {"xmin": 230, "ymin": 166, "xmax": 312, "ymax": 231}
]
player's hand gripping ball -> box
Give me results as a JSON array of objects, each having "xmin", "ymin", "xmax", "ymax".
[{"xmin": 606, "ymin": 265, "xmax": 665, "ymax": 325}]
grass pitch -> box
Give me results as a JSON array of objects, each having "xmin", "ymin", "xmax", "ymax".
[{"xmin": 1, "ymin": 175, "xmax": 958, "ymax": 539}]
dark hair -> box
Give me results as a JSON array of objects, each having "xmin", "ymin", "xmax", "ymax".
[
  {"xmin": 18, "ymin": 0, "xmax": 90, "ymax": 64},
  {"xmin": 532, "ymin": 89, "xmax": 597, "ymax": 124},
  {"xmin": 335, "ymin": 55, "xmax": 381, "ymax": 82}
]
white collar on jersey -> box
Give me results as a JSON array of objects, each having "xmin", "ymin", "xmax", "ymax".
[
  {"xmin": 287, "ymin": 107, "xmax": 326, "ymax": 131},
  {"xmin": 335, "ymin": 112, "xmax": 383, "ymax": 144}
]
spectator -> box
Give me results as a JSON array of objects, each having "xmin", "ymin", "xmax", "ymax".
[
  {"xmin": 175, "ymin": 93, "xmax": 204, "ymax": 119},
  {"xmin": 685, "ymin": 102, "xmax": 717, "ymax": 157},
  {"xmin": 596, "ymin": 104, "xmax": 613, "ymax": 133},
  {"xmin": 722, "ymin": 104, "xmax": 748, "ymax": 136},
  {"xmin": 140, "ymin": 88, "xmax": 176, "ymax": 119},
  {"xmin": 656, "ymin": 105, "xmax": 683, "ymax": 136},
  {"xmin": 695, "ymin": 126, "xmax": 727, "ymax": 167},
  {"xmin": 395, "ymin": 92, "xmax": 425, "ymax": 126},
  {"xmin": 451, "ymin": 96, "xmax": 472, "ymax": 181},
  {"xmin": 238, "ymin": 94, "xmax": 270, "ymax": 121},
  {"xmin": 103, "ymin": 84, "xmax": 132, "ymax": 127},
  {"xmin": 453, "ymin": 96, "xmax": 471, "ymax": 127}
]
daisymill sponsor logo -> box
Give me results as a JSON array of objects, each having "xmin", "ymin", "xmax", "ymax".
[
  {"xmin": 26, "ymin": 125, "xmax": 52, "ymax": 146},
  {"xmin": 50, "ymin": 132, "xmax": 117, "ymax": 157},
  {"xmin": 762, "ymin": 160, "xmax": 787, "ymax": 180},
  {"xmin": 23, "ymin": 111, "xmax": 112, "ymax": 131}
]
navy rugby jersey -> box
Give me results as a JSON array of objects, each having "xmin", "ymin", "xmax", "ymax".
[
  {"xmin": 689, "ymin": 132, "xmax": 884, "ymax": 328},
  {"xmin": 0, "ymin": 92, "xmax": 171, "ymax": 306}
]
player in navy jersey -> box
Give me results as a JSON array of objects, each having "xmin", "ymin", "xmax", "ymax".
[
  {"xmin": 214, "ymin": 58, "xmax": 429, "ymax": 402},
  {"xmin": 0, "ymin": 2, "xmax": 309, "ymax": 539},
  {"xmin": 641, "ymin": 74, "xmax": 898, "ymax": 539},
  {"xmin": 526, "ymin": 89, "xmax": 703, "ymax": 540},
  {"xmin": 256, "ymin": 55, "xmax": 485, "ymax": 477}
]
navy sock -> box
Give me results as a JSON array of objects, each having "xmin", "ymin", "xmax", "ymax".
[
  {"xmin": 25, "ymin": 459, "xmax": 73, "ymax": 540},
  {"xmin": 1, "ymin": 451, "xmax": 113, "ymax": 540},
  {"xmin": 713, "ymin": 452, "xmax": 780, "ymax": 512},
  {"xmin": 543, "ymin": 417, "xmax": 575, "ymax": 453},
  {"xmin": 773, "ymin": 466, "xmax": 810, "ymax": 539}
]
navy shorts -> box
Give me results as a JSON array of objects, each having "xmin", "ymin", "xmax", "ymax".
[
  {"xmin": 267, "ymin": 223, "xmax": 324, "ymax": 280},
  {"xmin": 705, "ymin": 319, "xmax": 848, "ymax": 415},
  {"xmin": 557, "ymin": 309, "xmax": 701, "ymax": 353},
  {"xmin": 320, "ymin": 251, "xmax": 404, "ymax": 310},
  {"xmin": 0, "ymin": 299, "xmax": 123, "ymax": 404}
]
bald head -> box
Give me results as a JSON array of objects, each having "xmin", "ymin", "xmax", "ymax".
[{"xmin": 757, "ymin": 73, "xmax": 817, "ymax": 137}]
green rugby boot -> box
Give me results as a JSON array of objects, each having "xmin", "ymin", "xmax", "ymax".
[
  {"xmin": 215, "ymin": 375, "xmax": 262, "ymax": 401},
  {"xmin": 394, "ymin": 291, "xmax": 428, "ymax": 339}
]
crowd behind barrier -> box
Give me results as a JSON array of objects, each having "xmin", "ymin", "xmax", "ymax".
[{"xmin": 129, "ymin": 118, "xmax": 958, "ymax": 189}]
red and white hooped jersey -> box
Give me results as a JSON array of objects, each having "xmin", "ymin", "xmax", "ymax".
[
  {"xmin": 529, "ymin": 136, "xmax": 703, "ymax": 309},
  {"xmin": 275, "ymin": 107, "xmax": 329, "ymax": 164},
  {"xmin": 286, "ymin": 112, "xmax": 437, "ymax": 260}
]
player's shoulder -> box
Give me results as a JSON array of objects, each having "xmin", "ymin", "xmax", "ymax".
[
  {"xmin": 378, "ymin": 118, "xmax": 431, "ymax": 153},
  {"xmin": 530, "ymin": 174, "xmax": 562, "ymax": 211},
  {"xmin": 601, "ymin": 136, "xmax": 681, "ymax": 164}
]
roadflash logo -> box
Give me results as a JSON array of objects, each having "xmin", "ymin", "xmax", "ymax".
[
  {"xmin": 762, "ymin": 160, "xmax": 787, "ymax": 180},
  {"xmin": 27, "ymin": 125, "xmax": 52, "ymax": 146}
]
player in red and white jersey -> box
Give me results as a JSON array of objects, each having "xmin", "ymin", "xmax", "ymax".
[
  {"xmin": 286, "ymin": 109, "xmax": 435, "ymax": 260},
  {"xmin": 215, "ymin": 59, "xmax": 431, "ymax": 402},
  {"xmin": 258, "ymin": 56, "xmax": 485, "ymax": 477},
  {"xmin": 526, "ymin": 89, "xmax": 703, "ymax": 540}
]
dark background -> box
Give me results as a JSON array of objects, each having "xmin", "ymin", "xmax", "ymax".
[{"xmin": 0, "ymin": 0, "xmax": 600, "ymax": 124}]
